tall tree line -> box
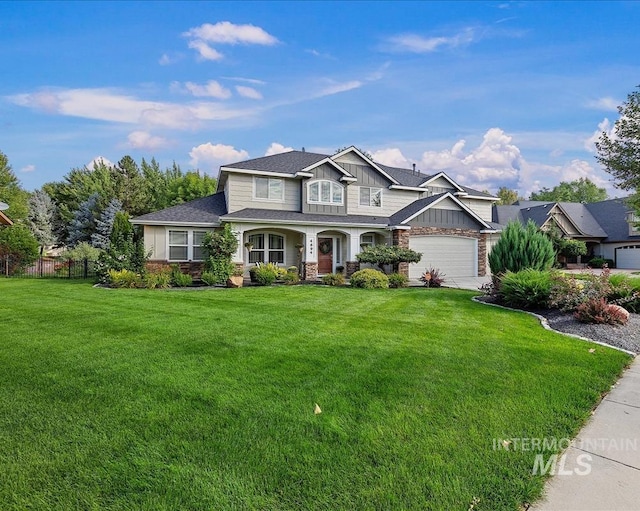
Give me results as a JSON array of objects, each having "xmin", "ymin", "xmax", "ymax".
[{"xmin": 0, "ymin": 150, "xmax": 217, "ymax": 250}]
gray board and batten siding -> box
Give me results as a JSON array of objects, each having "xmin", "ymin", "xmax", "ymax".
[{"xmin": 408, "ymin": 208, "xmax": 485, "ymax": 229}]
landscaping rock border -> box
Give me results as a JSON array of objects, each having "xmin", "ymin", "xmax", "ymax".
[{"xmin": 473, "ymin": 296, "xmax": 639, "ymax": 356}]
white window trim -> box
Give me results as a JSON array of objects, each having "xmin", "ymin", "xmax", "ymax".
[
  {"xmin": 253, "ymin": 176, "xmax": 285, "ymax": 202},
  {"xmin": 307, "ymin": 179, "xmax": 344, "ymax": 206},
  {"xmin": 167, "ymin": 228, "xmax": 208, "ymax": 262},
  {"xmin": 246, "ymin": 231, "xmax": 286, "ymax": 265},
  {"xmin": 359, "ymin": 186, "xmax": 383, "ymax": 208}
]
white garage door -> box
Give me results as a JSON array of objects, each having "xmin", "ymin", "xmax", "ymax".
[
  {"xmin": 408, "ymin": 236, "xmax": 477, "ymax": 279},
  {"xmin": 616, "ymin": 246, "xmax": 640, "ymax": 269}
]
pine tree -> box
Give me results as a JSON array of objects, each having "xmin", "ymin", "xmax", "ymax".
[
  {"xmin": 91, "ymin": 198, "xmax": 122, "ymax": 249},
  {"xmin": 27, "ymin": 189, "xmax": 57, "ymax": 250},
  {"xmin": 488, "ymin": 220, "xmax": 555, "ymax": 275},
  {"xmin": 67, "ymin": 193, "xmax": 101, "ymax": 247}
]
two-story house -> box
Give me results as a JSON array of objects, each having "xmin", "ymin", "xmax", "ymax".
[{"xmin": 132, "ymin": 146, "xmax": 501, "ymax": 279}]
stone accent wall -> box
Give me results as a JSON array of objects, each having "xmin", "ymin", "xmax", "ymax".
[
  {"xmin": 147, "ymin": 260, "xmax": 204, "ymax": 279},
  {"xmin": 233, "ymin": 262, "xmax": 244, "ymax": 275},
  {"xmin": 345, "ymin": 261, "xmax": 360, "ymax": 277},
  {"xmin": 303, "ymin": 262, "xmax": 318, "ymax": 281},
  {"xmin": 405, "ymin": 226, "xmax": 489, "ymax": 276},
  {"xmin": 392, "ymin": 229, "xmax": 410, "ymax": 248}
]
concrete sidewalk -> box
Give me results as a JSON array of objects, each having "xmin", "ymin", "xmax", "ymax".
[{"xmin": 531, "ymin": 357, "xmax": 640, "ymax": 511}]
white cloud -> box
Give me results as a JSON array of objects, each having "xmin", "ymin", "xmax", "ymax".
[
  {"xmin": 371, "ymin": 148, "xmax": 411, "ymax": 168},
  {"xmin": 184, "ymin": 21, "xmax": 278, "ymax": 46},
  {"xmin": 159, "ymin": 53, "xmax": 182, "ymax": 65},
  {"xmin": 586, "ymin": 97, "xmax": 620, "ymax": 111},
  {"xmin": 223, "ymin": 76, "xmax": 266, "ymax": 85},
  {"xmin": 187, "ymin": 40, "xmax": 224, "ymax": 61},
  {"xmin": 182, "ymin": 80, "xmax": 232, "ymax": 99},
  {"xmin": 386, "ymin": 27, "xmax": 475, "ymax": 53},
  {"xmin": 314, "ymin": 80, "xmax": 363, "ymax": 98},
  {"xmin": 9, "ymin": 87, "xmax": 255, "ymax": 129},
  {"xmin": 264, "ymin": 142, "xmax": 293, "ymax": 156},
  {"xmin": 126, "ymin": 131, "xmax": 169, "ymax": 150},
  {"xmin": 20, "ymin": 164, "xmax": 35, "ymax": 173},
  {"xmin": 183, "ymin": 21, "xmax": 278, "ymax": 61},
  {"xmin": 584, "ymin": 118, "xmax": 614, "ymax": 152},
  {"xmin": 189, "ymin": 143, "xmax": 249, "ymax": 172},
  {"xmin": 235, "ymin": 85, "xmax": 262, "ymax": 100},
  {"xmin": 86, "ymin": 156, "xmax": 114, "ymax": 169}
]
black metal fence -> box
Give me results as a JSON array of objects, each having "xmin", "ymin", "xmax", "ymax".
[{"xmin": 2, "ymin": 256, "xmax": 98, "ymax": 279}]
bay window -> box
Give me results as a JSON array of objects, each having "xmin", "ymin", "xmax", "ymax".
[{"xmin": 307, "ymin": 180, "xmax": 344, "ymax": 205}]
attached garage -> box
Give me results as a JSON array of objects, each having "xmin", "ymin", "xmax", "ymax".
[
  {"xmin": 409, "ymin": 235, "xmax": 478, "ymax": 279},
  {"xmin": 616, "ymin": 245, "xmax": 640, "ymax": 269}
]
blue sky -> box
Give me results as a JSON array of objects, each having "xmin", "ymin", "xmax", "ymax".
[{"xmin": 1, "ymin": 1, "xmax": 638, "ymax": 197}]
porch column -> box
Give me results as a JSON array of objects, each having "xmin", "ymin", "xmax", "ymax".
[
  {"xmin": 232, "ymin": 225, "xmax": 244, "ymax": 263},
  {"xmin": 346, "ymin": 231, "xmax": 361, "ymax": 277}
]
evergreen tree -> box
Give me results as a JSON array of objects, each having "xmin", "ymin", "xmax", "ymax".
[
  {"xmin": 488, "ymin": 220, "xmax": 555, "ymax": 276},
  {"xmin": 27, "ymin": 189, "xmax": 57, "ymax": 250},
  {"xmin": 67, "ymin": 193, "xmax": 101, "ymax": 247},
  {"xmin": 91, "ymin": 198, "xmax": 122, "ymax": 249}
]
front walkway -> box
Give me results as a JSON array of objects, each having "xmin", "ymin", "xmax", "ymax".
[{"xmin": 531, "ymin": 357, "xmax": 640, "ymax": 510}]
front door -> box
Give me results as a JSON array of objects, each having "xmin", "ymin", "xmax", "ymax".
[{"xmin": 317, "ymin": 237, "xmax": 333, "ymax": 274}]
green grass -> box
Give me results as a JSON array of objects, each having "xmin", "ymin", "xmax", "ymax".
[{"xmin": 0, "ymin": 280, "xmax": 631, "ymax": 510}]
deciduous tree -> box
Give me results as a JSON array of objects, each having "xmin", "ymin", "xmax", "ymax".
[
  {"xmin": 596, "ymin": 86, "xmax": 640, "ymax": 213},
  {"xmin": 529, "ymin": 178, "xmax": 607, "ymax": 203}
]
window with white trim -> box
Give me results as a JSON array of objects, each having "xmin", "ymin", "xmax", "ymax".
[
  {"xmin": 254, "ymin": 177, "xmax": 284, "ymax": 201},
  {"xmin": 168, "ymin": 229, "xmax": 207, "ymax": 261},
  {"xmin": 360, "ymin": 234, "xmax": 375, "ymax": 248},
  {"xmin": 247, "ymin": 233, "xmax": 285, "ymax": 264},
  {"xmin": 359, "ymin": 187, "xmax": 382, "ymax": 207},
  {"xmin": 307, "ymin": 180, "xmax": 344, "ymax": 205}
]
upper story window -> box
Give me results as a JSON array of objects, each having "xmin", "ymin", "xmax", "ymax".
[
  {"xmin": 168, "ymin": 229, "xmax": 207, "ymax": 261},
  {"xmin": 359, "ymin": 187, "xmax": 382, "ymax": 207},
  {"xmin": 307, "ymin": 180, "xmax": 344, "ymax": 205},
  {"xmin": 254, "ymin": 177, "xmax": 284, "ymax": 201}
]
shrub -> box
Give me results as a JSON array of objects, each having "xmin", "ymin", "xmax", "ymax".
[
  {"xmin": 349, "ymin": 268, "xmax": 389, "ymax": 289},
  {"xmin": 108, "ymin": 268, "xmax": 142, "ymax": 288},
  {"xmin": 171, "ymin": 272, "xmax": 193, "ymax": 287},
  {"xmin": 200, "ymin": 271, "xmax": 219, "ymax": 286},
  {"xmin": 388, "ymin": 272, "xmax": 409, "ymax": 288},
  {"xmin": 322, "ymin": 273, "xmax": 345, "ymax": 286},
  {"xmin": 144, "ymin": 264, "xmax": 172, "ymax": 289},
  {"xmin": 549, "ymin": 273, "xmax": 586, "ymax": 311},
  {"xmin": 254, "ymin": 262, "xmax": 279, "ymax": 286},
  {"xmin": 588, "ymin": 257, "xmax": 614, "ymax": 269},
  {"xmin": 574, "ymin": 298, "xmax": 629, "ymax": 325},
  {"xmin": 203, "ymin": 258, "xmax": 235, "ymax": 285},
  {"xmin": 420, "ymin": 267, "xmax": 446, "ymax": 288},
  {"xmin": 201, "ymin": 223, "xmax": 238, "ymax": 283},
  {"xmin": 488, "ymin": 220, "xmax": 555, "ymax": 276},
  {"xmin": 499, "ymin": 269, "xmax": 553, "ymax": 309},
  {"xmin": 282, "ymin": 271, "xmax": 300, "ymax": 285},
  {"xmin": 61, "ymin": 241, "xmax": 102, "ymax": 262},
  {"xmin": 356, "ymin": 245, "xmax": 422, "ymax": 273},
  {"xmin": 0, "ymin": 224, "xmax": 40, "ymax": 274}
]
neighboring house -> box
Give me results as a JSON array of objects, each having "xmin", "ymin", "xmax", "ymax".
[
  {"xmin": 0, "ymin": 211, "xmax": 12, "ymax": 226},
  {"xmin": 132, "ymin": 146, "xmax": 500, "ymax": 279},
  {"xmin": 493, "ymin": 199, "xmax": 640, "ymax": 269}
]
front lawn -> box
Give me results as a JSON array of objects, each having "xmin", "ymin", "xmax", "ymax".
[{"xmin": 0, "ymin": 280, "xmax": 631, "ymax": 510}]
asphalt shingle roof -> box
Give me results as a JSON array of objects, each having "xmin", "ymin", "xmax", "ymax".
[
  {"xmin": 223, "ymin": 151, "xmax": 328, "ymax": 174},
  {"xmin": 131, "ymin": 192, "xmax": 227, "ymax": 225},
  {"xmin": 222, "ymin": 208, "xmax": 390, "ymax": 226},
  {"xmin": 388, "ymin": 193, "xmax": 446, "ymax": 225},
  {"xmin": 586, "ymin": 198, "xmax": 640, "ymax": 242}
]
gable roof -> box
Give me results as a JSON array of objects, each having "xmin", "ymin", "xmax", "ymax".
[
  {"xmin": 493, "ymin": 198, "xmax": 632, "ymax": 240},
  {"xmin": 586, "ymin": 198, "xmax": 640, "ymax": 242},
  {"xmin": 218, "ymin": 148, "xmax": 494, "ymax": 198},
  {"xmin": 389, "ymin": 192, "xmax": 493, "ymax": 229},
  {"xmin": 131, "ymin": 192, "xmax": 227, "ymax": 226}
]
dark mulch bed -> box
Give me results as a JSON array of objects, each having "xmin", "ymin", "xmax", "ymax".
[{"xmin": 476, "ymin": 295, "xmax": 640, "ymax": 354}]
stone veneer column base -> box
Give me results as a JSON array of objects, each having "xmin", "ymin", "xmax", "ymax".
[
  {"xmin": 303, "ymin": 262, "xmax": 318, "ymax": 281},
  {"xmin": 345, "ymin": 261, "xmax": 360, "ymax": 277}
]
